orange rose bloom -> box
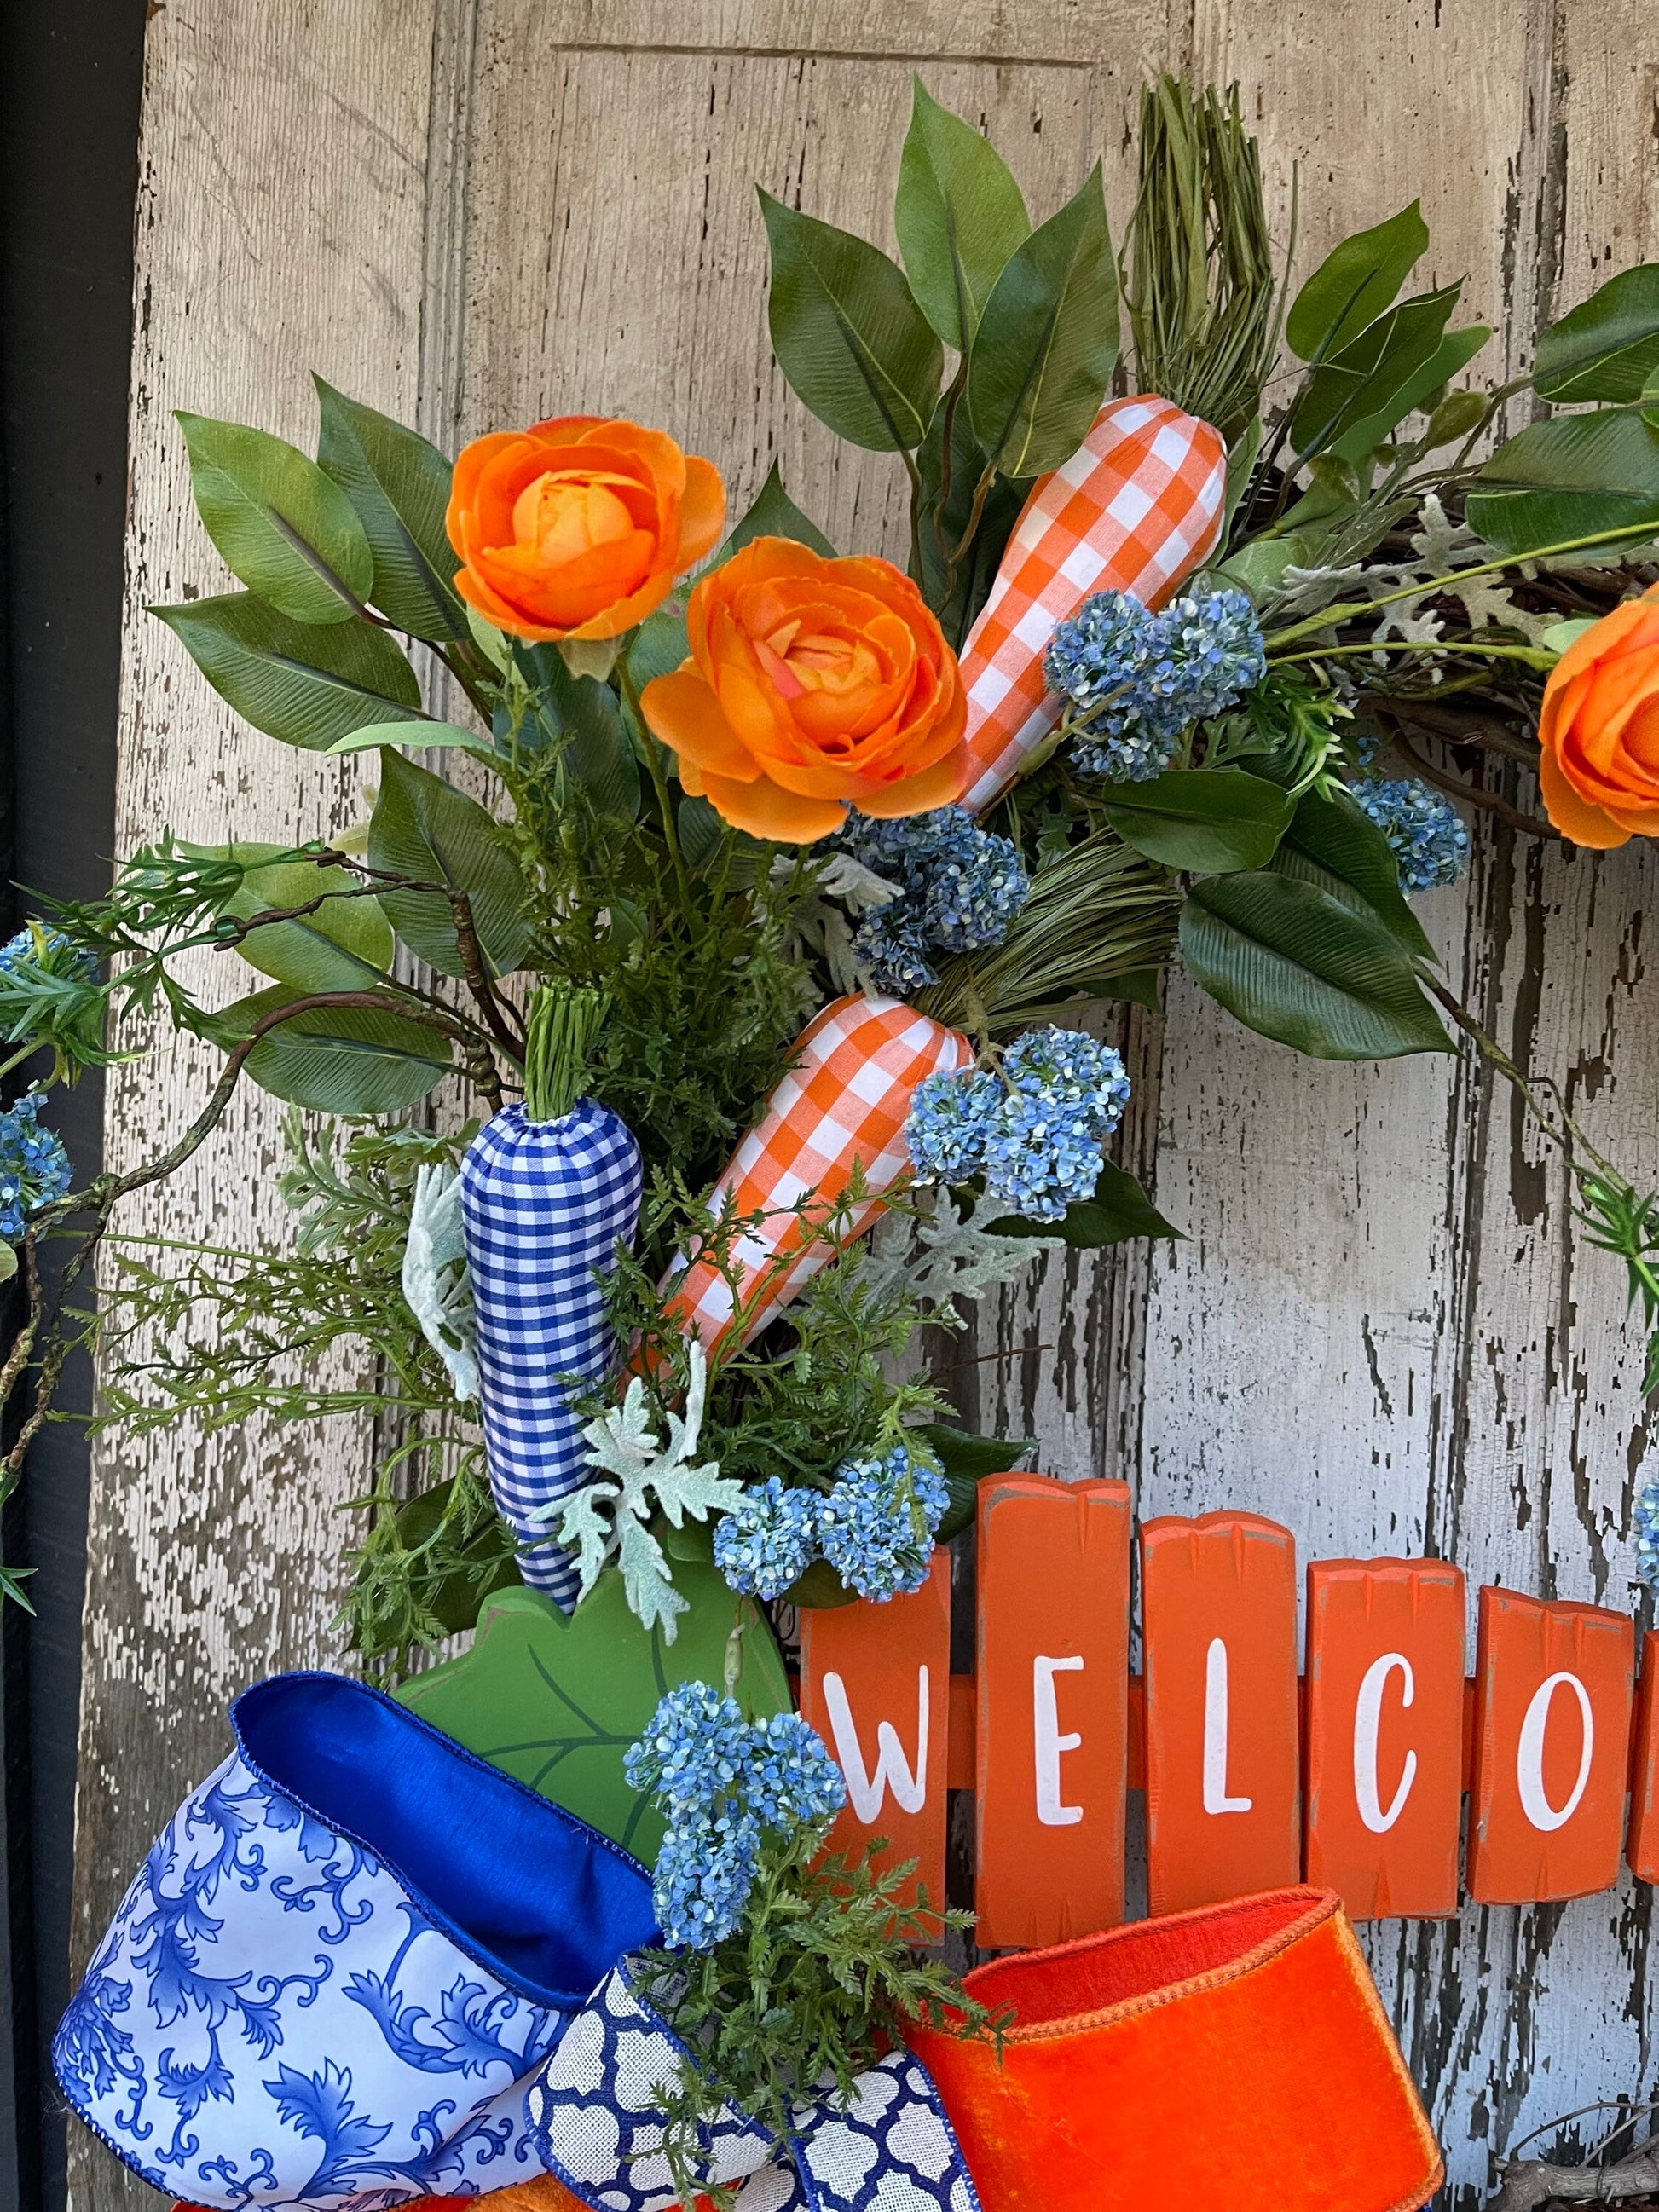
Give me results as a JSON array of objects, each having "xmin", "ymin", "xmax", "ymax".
[
  {"xmin": 1536, "ymin": 583, "xmax": 1659, "ymax": 848},
  {"xmin": 639, "ymin": 537, "xmax": 968, "ymax": 842},
  {"xmin": 445, "ymin": 415, "xmax": 725, "ymax": 642}
]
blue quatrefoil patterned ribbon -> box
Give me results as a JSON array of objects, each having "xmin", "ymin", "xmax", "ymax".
[
  {"xmin": 54, "ymin": 1671, "xmax": 981, "ymax": 2212},
  {"xmin": 525, "ymin": 1961, "xmax": 981, "ymax": 2212}
]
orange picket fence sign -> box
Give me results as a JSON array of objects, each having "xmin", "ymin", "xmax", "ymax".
[
  {"xmin": 1141, "ymin": 1513, "xmax": 1301, "ymax": 1915},
  {"xmin": 1628, "ymin": 1628, "xmax": 1659, "ymax": 1880},
  {"xmin": 1467, "ymin": 1586, "xmax": 1635, "ymax": 1904},
  {"xmin": 1304, "ymin": 1558, "xmax": 1466, "ymax": 1920},
  {"xmin": 974, "ymin": 1476, "xmax": 1132, "ymax": 1949},
  {"xmin": 799, "ymin": 1551, "xmax": 951, "ymax": 1910}
]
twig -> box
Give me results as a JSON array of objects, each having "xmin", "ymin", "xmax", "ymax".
[{"xmin": 1491, "ymin": 2147, "xmax": 1659, "ymax": 2208}]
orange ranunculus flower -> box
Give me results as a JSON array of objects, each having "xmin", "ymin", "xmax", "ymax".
[
  {"xmin": 1536, "ymin": 582, "xmax": 1659, "ymax": 848},
  {"xmin": 444, "ymin": 415, "xmax": 725, "ymax": 643},
  {"xmin": 639, "ymin": 537, "xmax": 968, "ymax": 842}
]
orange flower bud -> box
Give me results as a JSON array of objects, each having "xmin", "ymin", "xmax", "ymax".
[
  {"xmin": 639, "ymin": 537, "xmax": 968, "ymax": 843},
  {"xmin": 445, "ymin": 415, "xmax": 725, "ymax": 643}
]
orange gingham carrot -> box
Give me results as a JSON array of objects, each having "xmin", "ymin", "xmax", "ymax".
[
  {"xmin": 662, "ymin": 993, "xmax": 974, "ymax": 1356},
  {"xmin": 958, "ymin": 395, "xmax": 1228, "ymax": 815}
]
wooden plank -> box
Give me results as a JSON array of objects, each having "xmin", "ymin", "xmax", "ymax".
[
  {"xmin": 974, "ymin": 1476, "xmax": 1131, "ymax": 1948},
  {"xmin": 68, "ymin": 3, "xmax": 439, "ymax": 2205}
]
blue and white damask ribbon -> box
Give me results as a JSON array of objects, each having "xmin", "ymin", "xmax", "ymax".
[
  {"xmin": 525, "ymin": 1962, "xmax": 982, "ymax": 2212},
  {"xmin": 53, "ymin": 1672, "xmax": 658, "ymax": 2212}
]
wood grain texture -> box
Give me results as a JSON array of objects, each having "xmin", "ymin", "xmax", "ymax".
[{"xmin": 72, "ymin": 3, "xmax": 1659, "ymax": 2207}]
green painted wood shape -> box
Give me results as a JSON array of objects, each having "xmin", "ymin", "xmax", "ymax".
[{"xmin": 396, "ymin": 1558, "xmax": 790, "ymax": 1862}]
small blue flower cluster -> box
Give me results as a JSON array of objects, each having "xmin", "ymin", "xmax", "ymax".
[
  {"xmin": 624, "ymin": 1683, "xmax": 848, "ymax": 1949},
  {"xmin": 0, "ymin": 1094, "xmax": 72, "ymax": 1245},
  {"xmin": 713, "ymin": 1446, "xmax": 950, "ymax": 1603},
  {"xmin": 905, "ymin": 1025, "xmax": 1131, "ymax": 1222},
  {"xmin": 1350, "ymin": 777, "xmax": 1471, "ymax": 893},
  {"xmin": 0, "ymin": 927, "xmax": 98, "ymax": 985},
  {"xmin": 835, "ymin": 806, "xmax": 1031, "ymax": 997},
  {"xmin": 1044, "ymin": 586, "xmax": 1266, "ymax": 783},
  {"xmin": 818, "ymin": 1448, "xmax": 951, "ymax": 1601},
  {"xmin": 1634, "ymin": 1478, "xmax": 1659, "ymax": 1591}
]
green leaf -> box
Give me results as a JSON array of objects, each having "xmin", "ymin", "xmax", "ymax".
[
  {"xmin": 329, "ymin": 719, "xmax": 497, "ymax": 761},
  {"xmin": 1217, "ymin": 529, "xmax": 1321, "ymax": 600},
  {"xmin": 217, "ymin": 985, "xmax": 453, "ymax": 1112},
  {"xmin": 396, "ymin": 1568, "xmax": 790, "ymax": 1857},
  {"xmin": 1465, "ymin": 408, "xmax": 1659, "ymax": 556},
  {"xmin": 314, "ymin": 378, "xmax": 469, "ymax": 640},
  {"xmin": 1328, "ymin": 324, "xmax": 1490, "ymax": 465},
  {"xmin": 384, "ymin": 1477, "xmax": 522, "ymax": 1637},
  {"xmin": 627, "ymin": 606, "xmax": 691, "ymax": 691},
  {"xmin": 1180, "ymin": 871, "xmax": 1453, "ymax": 1060},
  {"xmin": 717, "ymin": 461, "xmax": 835, "ymax": 563},
  {"xmin": 367, "ymin": 749, "xmax": 530, "ymax": 979},
  {"xmin": 1099, "ymin": 767, "xmax": 1293, "ymax": 875},
  {"xmin": 540, "ymin": 659, "xmax": 640, "ymax": 820},
  {"xmin": 894, "ymin": 78, "xmax": 1031, "ymax": 352},
  {"xmin": 176, "ymin": 411, "xmax": 373, "ymax": 622},
  {"xmin": 1290, "ymin": 286, "xmax": 1460, "ymax": 459},
  {"xmin": 1271, "ymin": 787, "xmax": 1435, "ymax": 962},
  {"xmin": 215, "ymin": 848, "xmax": 394, "ymax": 994},
  {"xmin": 1285, "ymin": 200, "xmax": 1430, "ymax": 362},
  {"xmin": 154, "ymin": 592, "xmax": 420, "ymax": 749},
  {"xmin": 678, "ymin": 795, "xmax": 726, "ymax": 868},
  {"xmin": 916, "ymin": 1422, "xmax": 1038, "ymax": 1543},
  {"xmin": 986, "ymin": 1159, "xmax": 1181, "ymax": 1249},
  {"xmin": 1534, "ymin": 267, "xmax": 1659, "ymax": 403},
  {"xmin": 914, "ymin": 391, "xmax": 1026, "ymax": 647},
  {"xmin": 968, "ymin": 165, "xmax": 1119, "ymax": 478},
  {"xmin": 759, "ymin": 190, "xmax": 942, "ymax": 451}
]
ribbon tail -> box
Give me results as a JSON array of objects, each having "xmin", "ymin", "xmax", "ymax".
[{"xmin": 790, "ymin": 2050, "xmax": 982, "ymax": 2212}]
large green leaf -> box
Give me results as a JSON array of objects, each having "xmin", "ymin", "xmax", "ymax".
[
  {"xmin": 1465, "ymin": 408, "xmax": 1659, "ymax": 556},
  {"xmin": 759, "ymin": 191, "xmax": 942, "ymax": 452},
  {"xmin": 894, "ymin": 78, "xmax": 1031, "ymax": 352},
  {"xmin": 914, "ymin": 391, "xmax": 1026, "ymax": 647},
  {"xmin": 1180, "ymin": 871, "xmax": 1453, "ymax": 1060},
  {"xmin": 919, "ymin": 1421, "xmax": 1038, "ymax": 1543},
  {"xmin": 1285, "ymin": 201, "xmax": 1430, "ymax": 363},
  {"xmin": 1290, "ymin": 286, "xmax": 1460, "ymax": 459},
  {"xmin": 367, "ymin": 749, "xmax": 529, "ymax": 979},
  {"xmin": 215, "ymin": 848, "xmax": 394, "ymax": 993},
  {"xmin": 396, "ymin": 1567, "xmax": 790, "ymax": 1858},
  {"xmin": 217, "ymin": 985, "xmax": 453, "ymax": 1112},
  {"xmin": 1100, "ymin": 767, "xmax": 1293, "ymax": 875},
  {"xmin": 1534, "ymin": 267, "xmax": 1659, "ymax": 403},
  {"xmin": 315, "ymin": 378, "xmax": 469, "ymax": 640},
  {"xmin": 968, "ymin": 165, "xmax": 1119, "ymax": 478},
  {"xmin": 176, "ymin": 411, "xmax": 373, "ymax": 622},
  {"xmin": 717, "ymin": 461, "xmax": 835, "ymax": 562},
  {"xmin": 986, "ymin": 1159, "xmax": 1181, "ymax": 1249},
  {"xmin": 154, "ymin": 592, "xmax": 421, "ymax": 749},
  {"xmin": 1271, "ymin": 787, "xmax": 1435, "ymax": 962},
  {"xmin": 540, "ymin": 658, "xmax": 640, "ymax": 821},
  {"xmin": 1328, "ymin": 323, "xmax": 1490, "ymax": 465}
]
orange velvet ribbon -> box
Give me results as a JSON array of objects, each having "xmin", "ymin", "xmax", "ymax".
[{"xmin": 905, "ymin": 1886, "xmax": 1442, "ymax": 2212}]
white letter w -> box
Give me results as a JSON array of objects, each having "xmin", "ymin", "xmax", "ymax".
[{"xmin": 820, "ymin": 1668, "xmax": 929, "ymax": 1822}]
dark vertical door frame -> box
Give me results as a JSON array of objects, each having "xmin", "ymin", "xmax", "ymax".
[{"xmin": 0, "ymin": 3, "xmax": 145, "ymax": 2206}]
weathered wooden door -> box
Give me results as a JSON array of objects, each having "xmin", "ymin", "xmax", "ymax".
[{"xmin": 73, "ymin": 3, "xmax": 1659, "ymax": 2205}]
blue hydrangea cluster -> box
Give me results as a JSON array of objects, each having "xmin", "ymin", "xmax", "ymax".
[
  {"xmin": 0, "ymin": 1094, "xmax": 72, "ymax": 1245},
  {"xmin": 0, "ymin": 927, "xmax": 97, "ymax": 984},
  {"xmin": 712, "ymin": 1476, "xmax": 818, "ymax": 1600},
  {"xmin": 1350, "ymin": 777, "xmax": 1471, "ymax": 893},
  {"xmin": 835, "ymin": 806, "xmax": 1031, "ymax": 996},
  {"xmin": 625, "ymin": 1684, "xmax": 848, "ymax": 1950},
  {"xmin": 816, "ymin": 1445, "xmax": 951, "ymax": 1602},
  {"xmin": 1044, "ymin": 586, "xmax": 1265, "ymax": 783},
  {"xmin": 904, "ymin": 1066, "xmax": 1001, "ymax": 1186},
  {"xmin": 903, "ymin": 1026, "xmax": 1131, "ymax": 1223},
  {"xmin": 1635, "ymin": 1478, "xmax": 1659, "ymax": 1592}
]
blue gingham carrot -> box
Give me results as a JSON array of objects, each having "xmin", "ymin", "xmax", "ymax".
[{"xmin": 460, "ymin": 989, "xmax": 642, "ymax": 1606}]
